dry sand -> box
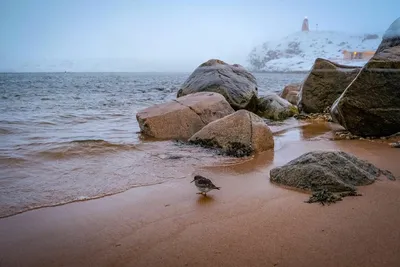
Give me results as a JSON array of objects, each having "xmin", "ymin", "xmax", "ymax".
[{"xmin": 1, "ymin": 122, "xmax": 400, "ymax": 267}]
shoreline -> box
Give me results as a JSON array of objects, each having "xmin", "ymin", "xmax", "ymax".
[{"xmin": 1, "ymin": 122, "xmax": 400, "ymax": 266}]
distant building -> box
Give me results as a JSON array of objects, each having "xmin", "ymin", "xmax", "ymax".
[
  {"xmin": 342, "ymin": 50, "xmax": 375, "ymax": 60},
  {"xmin": 302, "ymin": 17, "xmax": 309, "ymax": 32}
]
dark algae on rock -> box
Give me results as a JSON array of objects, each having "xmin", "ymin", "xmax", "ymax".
[
  {"xmin": 189, "ymin": 110, "xmax": 274, "ymax": 157},
  {"xmin": 305, "ymin": 189, "xmax": 362, "ymax": 206},
  {"xmin": 189, "ymin": 138, "xmax": 253, "ymax": 157}
]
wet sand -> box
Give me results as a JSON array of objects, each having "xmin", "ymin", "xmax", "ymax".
[{"xmin": 1, "ymin": 122, "xmax": 400, "ymax": 267}]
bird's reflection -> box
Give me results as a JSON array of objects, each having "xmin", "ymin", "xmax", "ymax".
[{"xmin": 196, "ymin": 195, "xmax": 215, "ymax": 205}]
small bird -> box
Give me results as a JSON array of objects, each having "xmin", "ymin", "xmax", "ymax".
[{"xmin": 190, "ymin": 175, "xmax": 220, "ymax": 196}]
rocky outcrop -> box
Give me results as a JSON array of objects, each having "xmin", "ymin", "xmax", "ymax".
[
  {"xmin": 189, "ymin": 110, "xmax": 274, "ymax": 157},
  {"xmin": 331, "ymin": 18, "xmax": 400, "ymax": 137},
  {"xmin": 298, "ymin": 58, "xmax": 361, "ymax": 113},
  {"xmin": 280, "ymin": 83, "xmax": 301, "ymax": 105},
  {"xmin": 270, "ymin": 151, "xmax": 395, "ymax": 203},
  {"xmin": 136, "ymin": 92, "xmax": 234, "ymax": 140},
  {"xmin": 257, "ymin": 93, "xmax": 298, "ymax": 120},
  {"xmin": 177, "ymin": 59, "xmax": 259, "ymax": 112}
]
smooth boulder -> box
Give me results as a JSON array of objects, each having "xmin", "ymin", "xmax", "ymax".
[
  {"xmin": 298, "ymin": 58, "xmax": 361, "ymax": 113},
  {"xmin": 286, "ymin": 91, "xmax": 300, "ymax": 106},
  {"xmin": 257, "ymin": 93, "xmax": 298, "ymax": 120},
  {"xmin": 189, "ymin": 110, "xmax": 274, "ymax": 157},
  {"xmin": 270, "ymin": 151, "xmax": 395, "ymax": 192},
  {"xmin": 136, "ymin": 92, "xmax": 234, "ymax": 140},
  {"xmin": 177, "ymin": 59, "xmax": 259, "ymax": 112},
  {"xmin": 280, "ymin": 83, "xmax": 301, "ymax": 105},
  {"xmin": 331, "ymin": 18, "xmax": 400, "ymax": 136}
]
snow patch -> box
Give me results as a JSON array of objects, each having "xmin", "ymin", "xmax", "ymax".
[{"xmin": 248, "ymin": 31, "xmax": 382, "ymax": 72}]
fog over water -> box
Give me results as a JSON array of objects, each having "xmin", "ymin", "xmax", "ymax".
[{"xmin": 0, "ymin": 0, "xmax": 399, "ymax": 72}]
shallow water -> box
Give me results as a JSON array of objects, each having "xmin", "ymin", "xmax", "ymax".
[{"xmin": 0, "ymin": 72, "xmax": 306, "ymax": 218}]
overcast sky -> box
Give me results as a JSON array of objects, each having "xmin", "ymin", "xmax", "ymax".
[{"xmin": 0, "ymin": 0, "xmax": 398, "ymax": 72}]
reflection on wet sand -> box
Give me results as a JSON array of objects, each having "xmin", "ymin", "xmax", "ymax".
[
  {"xmin": 200, "ymin": 149, "xmax": 274, "ymax": 175},
  {"xmin": 201, "ymin": 121, "xmax": 400, "ymax": 179},
  {"xmin": 196, "ymin": 195, "xmax": 216, "ymax": 206},
  {"xmin": 201, "ymin": 122, "xmax": 338, "ymax": 175}
]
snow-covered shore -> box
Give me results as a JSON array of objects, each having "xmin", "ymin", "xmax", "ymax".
[{"xmin": 248, "ymin": 31, "xmax": 382, "ymax": 72}]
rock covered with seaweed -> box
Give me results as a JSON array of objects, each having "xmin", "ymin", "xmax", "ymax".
[{"xmin": 270, "ymin": 151, "xmax": 395, "ymax": 204}]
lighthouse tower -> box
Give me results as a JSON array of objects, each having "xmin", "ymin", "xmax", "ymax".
[{"xmin": 302, "ymin": 16, "xmax": 309, "ymax": 32}]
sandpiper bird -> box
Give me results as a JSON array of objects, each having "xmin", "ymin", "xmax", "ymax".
[{"xmin": 190, "ymin": 175, "xmax": 220, "ymax": 196}]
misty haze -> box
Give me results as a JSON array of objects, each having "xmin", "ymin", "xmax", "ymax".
[{"xmin": 0, "ymin": 0, "xmax": 398, "ymax": 72}]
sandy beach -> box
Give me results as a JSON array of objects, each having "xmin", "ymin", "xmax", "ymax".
[{"xmin": 1, "ymin": 122, "xmax": 400, "ymax": 267}]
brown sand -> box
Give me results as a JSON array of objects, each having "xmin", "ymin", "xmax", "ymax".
[{"xmin": 1, "ymin": 122, "xmax": 400, "ymax": 267}]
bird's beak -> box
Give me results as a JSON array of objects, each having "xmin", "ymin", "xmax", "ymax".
[{"xmin": 190, "ymin": 179, "xmax": 195, "ymax": 183}]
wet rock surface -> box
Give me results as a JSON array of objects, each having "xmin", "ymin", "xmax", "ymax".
[{"xmin": 270, "ymin": 151, "xmax": 395, "ymax": 204}]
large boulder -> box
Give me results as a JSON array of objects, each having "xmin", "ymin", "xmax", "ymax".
[
  {"xmin": 257, "ymin": 93, "xmax": 298, "ymax": 120},
  {"xmin": 298, "ymin": 58, "xmax": 361, "ymax": 113},
  {"xmin": 136, "ymin": 92, "xmax": 234, "ymax": 140},
  {"xmin": 177, "ymin": 59, "xmax": 259, "ymax": 112},
  {"xmin": 375, "ymin": 17, "xmax": 400, "ymax": 54},
  {"xmin": 270, "ymin": 151, "xmax": 395, "ymax": 193},
  {"xmin": 189, "ymin": 110, "xmax": 274, "ymax": 157},
  {"xmin": 331, "ymin": 18, "xmax": 400, "ymax": 137}
]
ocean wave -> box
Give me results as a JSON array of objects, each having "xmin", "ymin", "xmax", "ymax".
[
  {"xmin": 37, "ymin": 121, "xmax": 57, "ymax": 125},
  {"xmin": 0, "ymin": 155, "xmax": 28, "ymax": 164},
  {"xmin": 0, "ymin": 181, "xmax": 164, "ymax": 219},
  {"xmin": 0, "ymin": 120, "xmax": 24, "ymax": 125},
  {"xmin": 0, "ymin": 127, "xmax": 14, "ymax": 134},
  {"xmin": 35, "ymin": 139, "xmax": 137, "ymax": 159}
]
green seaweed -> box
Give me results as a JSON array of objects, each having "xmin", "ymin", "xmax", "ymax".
[{"xmin": 289, "ymin": 105, "xmax": 299, "ymax": 115}]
